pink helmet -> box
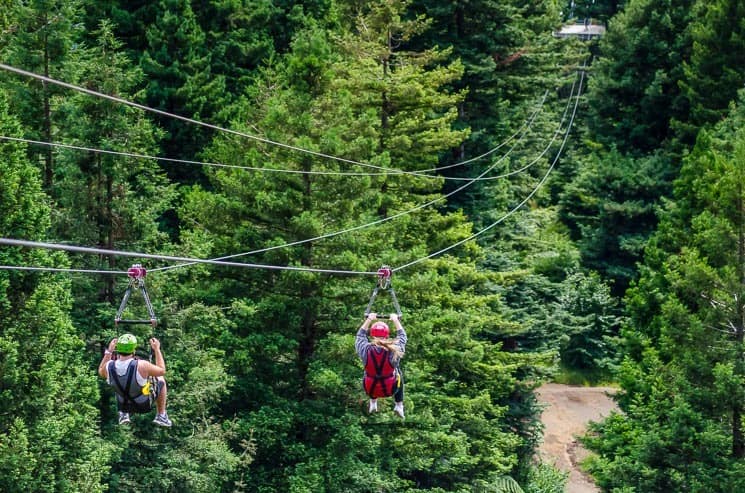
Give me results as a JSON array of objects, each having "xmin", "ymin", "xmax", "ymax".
[{"xmin": 369, "ymin": 321, "xmax": 390, "ymax": 338}]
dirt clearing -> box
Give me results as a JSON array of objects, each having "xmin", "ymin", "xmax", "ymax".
[{"xmin": 535, "ymin": 383, "xmax": 618, "ymax": 493}]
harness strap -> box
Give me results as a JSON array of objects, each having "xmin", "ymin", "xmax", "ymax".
[
  {"xmin": 111, "ymin": 360, "xmax": 138, "ymax": 407},
  {"xmin": 366, "ymin": 348, "xmax": 395, "ymax": 396},
  {"xmin": 388, "ymin": 287, "xmax": 403, "ymax": 318},
  {"xmin": 364, "ymin": 286, "xmax": 380, "ymax": 316}
]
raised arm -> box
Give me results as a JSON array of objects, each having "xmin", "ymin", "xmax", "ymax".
[
  {"xmin": 355, "ymin": 312, "xmax": 377, "ymax": 361},
  {"xmin": 390, "ymin": 313, "xmax": 407, "ymax": 354},
  {"xmin": 98, "ymin": 338, "xmax": 117, "ymax": 379},
  {"xmin": 139, "ymin": 338, "xmax": 166, "ymax": 378}
]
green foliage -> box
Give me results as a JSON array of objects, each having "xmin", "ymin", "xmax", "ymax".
[
  {"xmin": 678, "ymin": 0, "xmax": 745, "ymax": 143},
  {"xmin": 586, "ymin": 0, "xmax": 693, "ymax": 154},
  {"xmin": 554, "ymin": 271, "xmax": 622, "ymax": 371},
  {"xmin": 139, "ymin": 0, "xmax": 228, "ymax": 164},
  {"xmin": 48, "ymin": 19, "xmax": 176, "ymax": 369},
  {"xmin": 524, "ymin": 463, "xmax": 568, "ymax": 493},
  {"xmin": 14, "ymin": 1, "xmax": 744, "ymax": 491},
  {"xmin": 0, "ymin": 0, "xmax": 86, "ymax": 188},
  {"xmin": 409, "ymin": 0, "xmax": 575, "ymax": 221},
  {"xmin": 560, "ymin": 147, "xmax": 676, "ymax": 294},
  {"xmin": 0, "ymin": 93, "xmax": 112, "ymax": 491},
  {"xmin": 477, "ymin": 476, "xmax": 525, "ymax": 493},
  {"xmin": 585, "ymin": 93, "xmax": 745, "ymax": 492},
  {"xmin": 565, "ymin": 0, "xmax": 625, "ymax": 22},
  {"xmin": 168, "ymin": 3, "xmax": 562, "ymax": 489}
]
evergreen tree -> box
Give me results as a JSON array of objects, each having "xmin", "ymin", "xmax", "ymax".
[
  {"xmin": 0, "ymin": 0, "xmax": 86, "ymax": 188},
  {"xmin": 175, "ymin": 2, "xmax": 555, "ymax": 488},
  {"xmin": 0, "ymin": 91, "xmax": 111, "ymax": 493},
  {"xmin": 584, "ymin": 94, "xmax": 745, "ymax": 492},
  {"xmin": 191, "ymin": 0, "xmax": 297, "ymax": 95},
  {"xmin": 565, "ymin": 0, "xmax": 624, "ymax": 22},
  {"xmin": 139, "ymin": 0, "xmax": 228, "ymax": 172},
  {"xmin": 677, "ymin": 0, "xmax": 745, "ymax": 145},
  {"xmin": 559, "ymin": 147, "xmax": 675, "ymax": 294},
  {"xmin": 585, "ymin": 0, "xmax": 694, "ymax": 155},
  {"xmin": 51, "ymin": 20, "xmax": 174, "ymax": 308},
  {"xmin": 408, "ymin": 0, "xmax": 574, "ymax": 219}
]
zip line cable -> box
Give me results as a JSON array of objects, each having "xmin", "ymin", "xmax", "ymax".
[
  {"xmin": 0, "ymin": 135, "xmax": 406, "ymax": 177},
  {"xmin": 392, "ymin": 69, "xmax": 585, "ymax": 272},
  {"xmin": 151, "ymin": 73, "xmax": 580, "ymax": 273},
  {"xmin": 0, "ymin": 239, "xmax": 376, "ymax": 276},
  {"xmin": 0, "ymin": 265, "xmax": 128, "ymax": 275},
  {"xmin": 0, "ymin": 79, "xmax": 568, "ymax": 278},
  {"xmin": 0, "ymin": 65, "xmax": 583, "ymax": 278},
  {"xmin": 0, "ymin": 62, "xmax": 551, "ymax": 178},
  {"xmin": 0, "ymin": 72, "xmax": 581, "ymax": 279},
  {"xmin": 0, "ymin": 89, "xmax": 548, "ymax": 182},
  {"xmin": 0, "ymin": 98, "xmax": 544, "ymax": 183},
  {"xmin": 0, "ymin": 74, "xmax": 580, "ymax": 279}
]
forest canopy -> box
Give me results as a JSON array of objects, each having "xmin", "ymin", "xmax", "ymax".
[{"xmin": 1, "ymin": 1, "xmax": 744, "ymax": 492}]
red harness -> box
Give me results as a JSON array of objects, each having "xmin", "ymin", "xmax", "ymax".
[{"xmin": 363, "ymin": 347, "xmax": 397, "ymax": 398}]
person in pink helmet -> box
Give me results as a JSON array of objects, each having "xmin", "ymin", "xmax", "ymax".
[{"xmin": 355, "ymin": 312, "xmax": 407, "ymax": 418}]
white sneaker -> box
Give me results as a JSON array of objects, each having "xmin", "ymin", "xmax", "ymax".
[
  {"xmin": 393, "ymin": 402, "xmax": 404, "ymax": 419},
  {"xmin": 368, "ymin": 399, "xmax": 378, "ymax": 413},
  {"xmin": 153, "ymin": 413, "xmax": 172, "ymax": 427}
]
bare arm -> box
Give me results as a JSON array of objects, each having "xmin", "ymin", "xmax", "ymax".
[
  {"xmin": 138, "ymin": 338, "xmax": 166, "ymax": 378},
  {"xmin": 97, "ymin": 338, "xmax": 117, "ymax": 379}
]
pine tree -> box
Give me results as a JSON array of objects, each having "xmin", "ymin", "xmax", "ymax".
[
  {"xmin": 42, "ymin": 21, "xmax": 177, "ymax": 405},
  {"xmin": 584, "ymin": 93, "xmax": 745, "ymax": 492},
  {"xmin": 678, "ymin": 0, "xmax": 745, "ymax": 145},
  {"xmin": 585, "ymin": 0, "xmax": 694, "ymax": 155},
  {"xmin": 176, "ymin": 3, "xmax": 553, "ymax": 488},
  {"xmin": 0, "ymin": 91, "xmax": 111, "ymax": 493},
  {"xmin": 559, "ymin": 148, "xmax": 676, "ymax": 294},
  {"xmin": 0, "ymin": 0, "xmax": 86, "ymax": 188},
  {"xmin": 408, "ymin": 0, "xmax": 575, "ymax": 219},
  {"xmin": 139, "ymin": 0, "xmax": 228, "ymax": 172}
]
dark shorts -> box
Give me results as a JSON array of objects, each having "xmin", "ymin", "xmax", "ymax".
[{"xmin": 117, "ymin": 378, "xmax": 164, "ymax": 414}]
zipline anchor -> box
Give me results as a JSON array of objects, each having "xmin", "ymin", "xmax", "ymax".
[{"xmin": 115, "ymin": 264, "xmax": 157, "ymax": 326}]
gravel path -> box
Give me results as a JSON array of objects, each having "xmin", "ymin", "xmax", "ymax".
[{"xmin": 535, "ymin": 383, "xmax": 618, "ymax": 493}]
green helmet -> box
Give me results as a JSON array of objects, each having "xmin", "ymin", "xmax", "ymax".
[{"xmin": 116, "ymin": 333, "xmax": 137, "ymax": 354}]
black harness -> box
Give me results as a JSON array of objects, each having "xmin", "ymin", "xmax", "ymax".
[{"xmin": 108, "ymin": 360, "xmax": 153, "ymax": 413}]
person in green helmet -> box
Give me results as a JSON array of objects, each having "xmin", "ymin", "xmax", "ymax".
[{"xmin": 98, "ymin": 333, "xmax": 172, "ymax": 427}]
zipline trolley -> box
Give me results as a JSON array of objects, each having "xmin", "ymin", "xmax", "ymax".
[
  {"xmin": 115, "ymin": 264, "xmax": 157, "ymax": 327},
  {"xmin": 364, "ymin": 265, "xmax": 403, "ymax": 318}
]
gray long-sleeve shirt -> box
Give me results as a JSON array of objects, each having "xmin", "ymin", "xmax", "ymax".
[{"xmin": 355, "ymin": 324, "xmax": 407, "ymax": 367}]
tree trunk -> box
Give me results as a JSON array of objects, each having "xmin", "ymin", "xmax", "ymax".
[
  {"xmin": 378, "ymin": 31, "xmax": 391, "ymax": 218},
  {"xmin": 734, "ymin": 184, "xmax": 745, "ymax": 458},
  {"xmin": 42, "ymin": 22, "xmax": 53, "ymax": 189},
  {"xmin": 297, "ymin": 161, "xmax": 316, "ymax": 399}
]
